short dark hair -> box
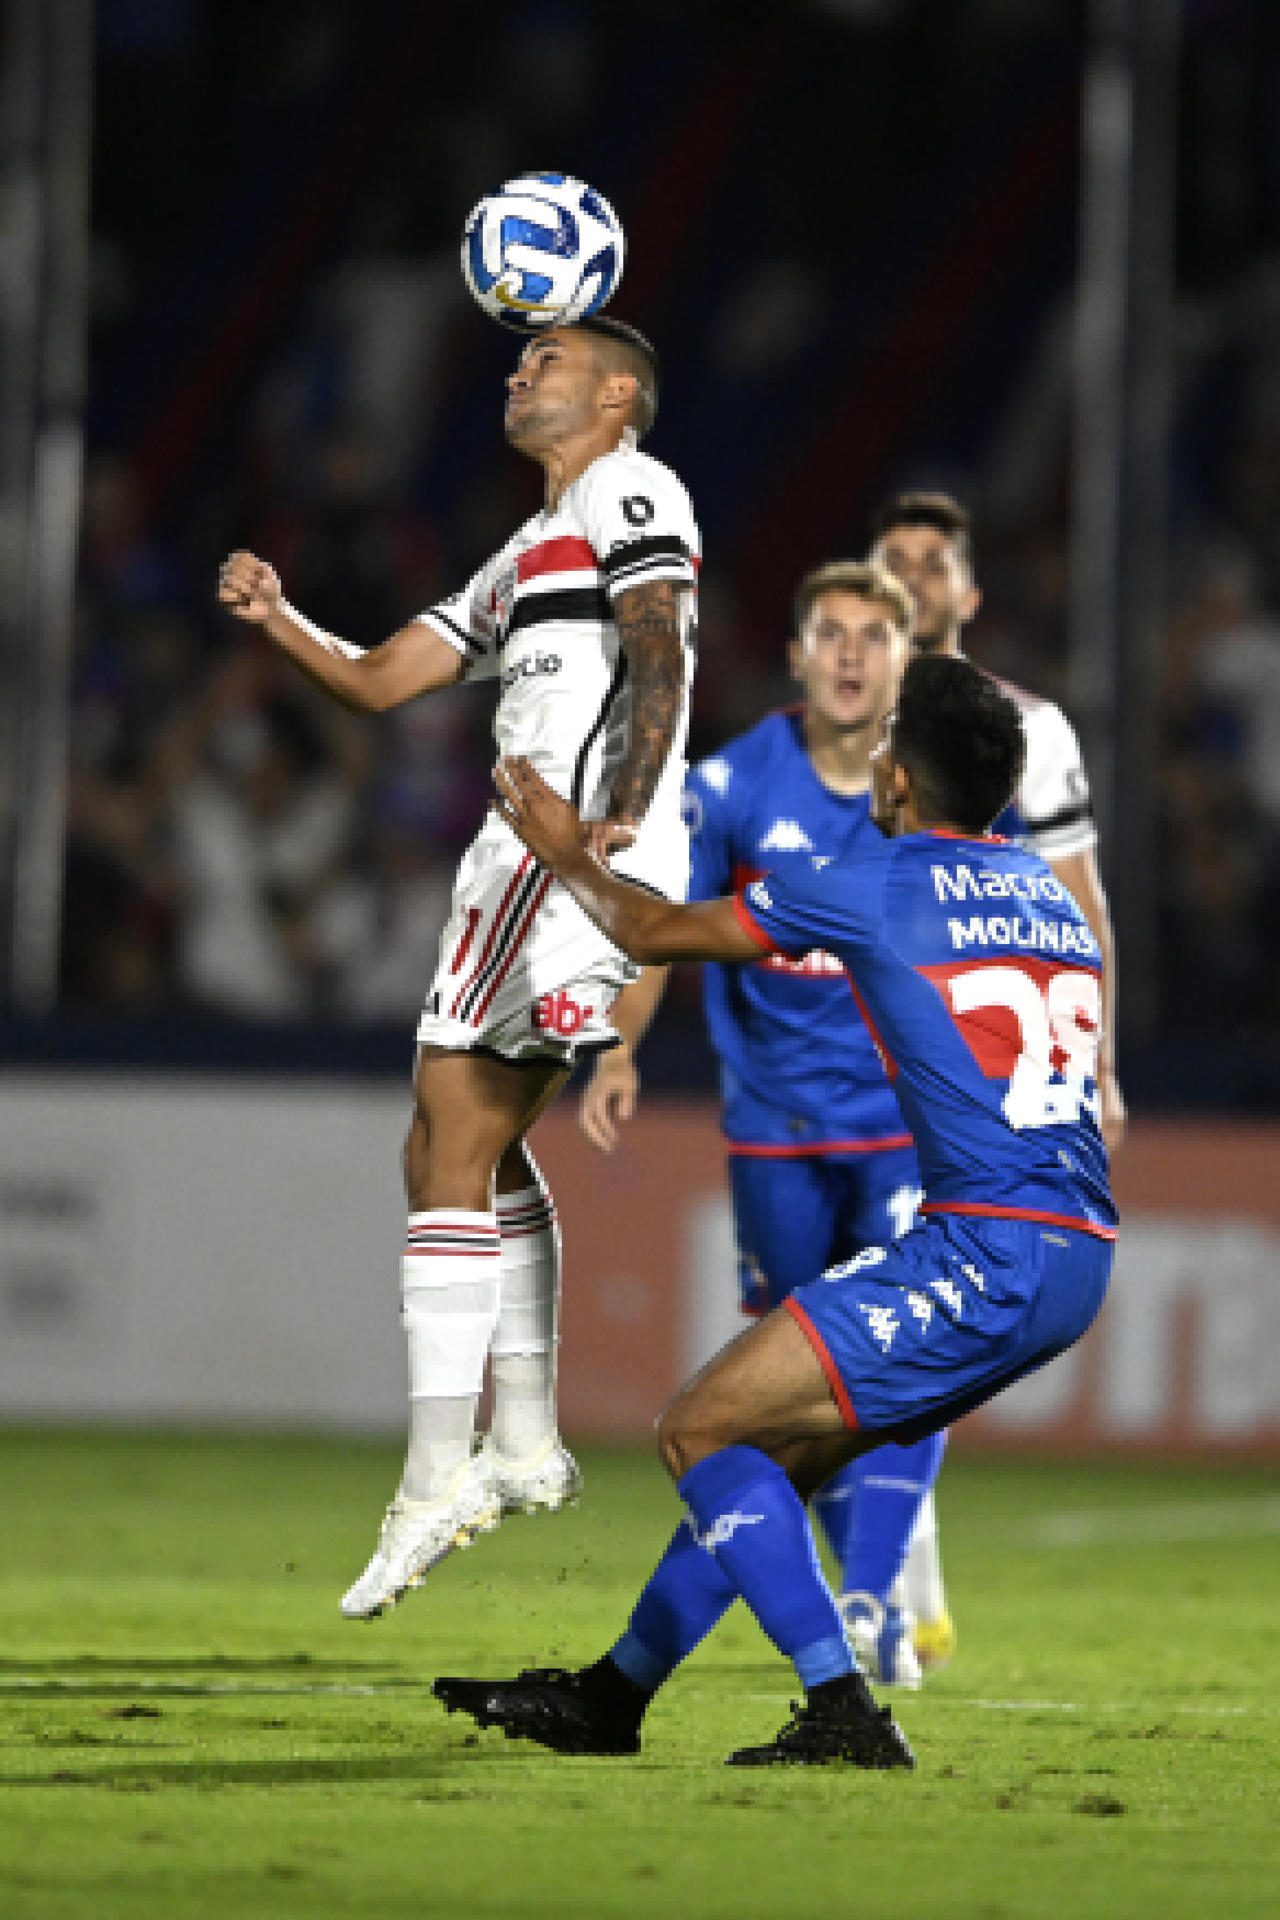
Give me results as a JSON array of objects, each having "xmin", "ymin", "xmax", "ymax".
[
  {"xmin": 869, "ymin": 489, "xmax": 974, "ymax": 572},
  {"xmin": 792, "ymin": 558, "xmax": 913, "ymax": 637},
  {"xmin": 574, "ymin": 315, "xmax": 660, "ymax": 438},
  {"xmin": 891, "ymin": 654, "xmax": 1024, "ymax": 833}
]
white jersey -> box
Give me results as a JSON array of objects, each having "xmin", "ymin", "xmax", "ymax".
[
  {"xmin": 420, "ymin": 442, "xmax": 700, "ymax": 895},
  {"xmin": 996, "ymin": 678, "xmax": 1097, "ymax": 863}
]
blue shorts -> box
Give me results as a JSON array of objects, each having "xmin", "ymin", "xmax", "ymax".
[
  {"xmin": 786, "ymin": 1211, "xmax": 1113, "ymax": 1442},
  {"xmin": 729, "ymin": 1142, "xmax": 922, "ymax": 1313}
]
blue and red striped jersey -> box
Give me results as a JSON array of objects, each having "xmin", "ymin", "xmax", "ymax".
[{"xmin": 732, "ymin": 828, "xmax": 1116, "ymax": 1237}]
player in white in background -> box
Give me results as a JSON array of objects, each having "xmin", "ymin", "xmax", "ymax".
[
  {"xmin": 868, "ymin": 490, "xmax": 1125, "ymax": 1151},
  {"xmin": 218, "ymin": 317, "xmax": 700, "ymax": 1618},
  {"xmin": 868, "ymin": 488, "xmax": 1125, "ymax": 1654}
]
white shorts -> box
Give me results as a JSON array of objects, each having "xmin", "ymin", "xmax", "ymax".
[{"xmin": 417, "ymin": 814, "xmax": 649, "ymax": 1065}]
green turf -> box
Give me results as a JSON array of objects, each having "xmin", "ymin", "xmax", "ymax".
[{"xmin": 1, "ymin": 1433, "xmax": 1278, "ymax": 1919}]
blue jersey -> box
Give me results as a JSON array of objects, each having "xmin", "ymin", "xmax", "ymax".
[
  {"xmin": 733, "ymin": 830, "xmax": 1116, "ymax": 1237},
  {"xmin": 684, "ymin": 711, "xmax": 908, "ymax": 1149}
]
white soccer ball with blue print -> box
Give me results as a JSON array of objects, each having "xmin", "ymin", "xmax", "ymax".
[{"xmin": 461, "ymin": 173, "xmax": 625, "ymax": 333}]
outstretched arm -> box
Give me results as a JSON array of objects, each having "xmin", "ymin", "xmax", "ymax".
[
  {"xmin": 494, "ymin": 757, "xmax": 761, "ymax": 965},
  {"xmin": 217, "ymin": 551, "xmax": 465, "ymax": 713}
]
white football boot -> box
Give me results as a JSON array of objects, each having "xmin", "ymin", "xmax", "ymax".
[
  {"xmin": 480, "ymin": 1433, "xmax": 582, "ymax": 1516},
  {"xmin": 340, "ymin": 1451, "xmax": 501, "ymax": 1620},
  {"xmin": 839, "ymin": 1590, "xmax": 924, "ymax": 1690}
]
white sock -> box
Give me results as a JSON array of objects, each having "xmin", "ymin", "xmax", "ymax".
[
  {"xmin": 399, "ymin": 1209, "xmax": 500, "ymax": 1502},
  {"xmin": 894, "ymin": 1489, "xmax": 949, "ymax": 1624},
  {"xmin": 491, "ymin": 1173, "xmax": 560, "ymax": 1462}
]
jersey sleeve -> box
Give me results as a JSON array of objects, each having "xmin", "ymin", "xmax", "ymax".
[
  {"xmin": 733, "ymin": 850, "xmax": 887, "ymax": 963},
  {"xmin": 1016, "ymin": 701, "xmax": 1096, "ymax": 860},
  {"xmin": 682, "ymin": 753, "xmax": 736, "ymax": 902},
  {"xmin": 577, "ymin": 453, "xmax": 700, "ymax": 601},
  {"xmin": 414, "ymin": 559, "xmax": 502, "ymax": 684}
]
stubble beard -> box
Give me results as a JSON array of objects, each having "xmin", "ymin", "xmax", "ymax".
[
  {"xmin": 503, "ymin": 412, "xmax": 544, "ymax": 457},
  {"xmin": 504, "ymin": 388, "xmax": 568, "ymax": 456}
]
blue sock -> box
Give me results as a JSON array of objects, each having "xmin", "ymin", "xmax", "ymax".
[
  {"xmin": 813, "ymin": 1432, "xmax": 946, "ymax": 1602},
  {"xmin": 610, "ymin": 1519, "xmax": 737, "ymax": 1692},
  {"xmin": 677, "ymin": 1445, "xmax": 855, "ymax": 1690}
]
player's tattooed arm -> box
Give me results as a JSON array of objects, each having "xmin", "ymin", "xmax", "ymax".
[{"xmin": 589, "ymin": 579, "xmax": 689, "ymax": 858}]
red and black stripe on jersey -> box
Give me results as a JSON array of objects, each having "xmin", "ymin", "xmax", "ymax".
[
  {"xmin": 449, "ymin": 853, "xmax": 553, "ymax": 1026},
  {"xmin": 504, "ymin": 587, "xmax": 612, "ymax": 643},
  {"xmin": 497, "ymin": 532, "xmax": 695, "ymax": 649}
]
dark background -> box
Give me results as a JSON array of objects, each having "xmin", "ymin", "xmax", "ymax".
[{"xmin": 17, "ymin": 0, "xmax": 1280, "ymax": 1104}]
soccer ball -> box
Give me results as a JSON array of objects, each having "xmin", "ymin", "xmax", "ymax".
[{"xmin": 461, "ymin": 172, "xmax": 625, "ymax": 333}]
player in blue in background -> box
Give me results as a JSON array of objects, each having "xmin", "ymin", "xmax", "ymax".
[
  {"xmin": 582, "ymin": 560, "xmax": 946, "ymax": 1686},
  {"xmin": 437, "ymin": 651, "xmax": 1116, "ymax": 1767}
]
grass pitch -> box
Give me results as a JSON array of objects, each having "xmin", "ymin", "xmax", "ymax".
[{"xmin": 1, "ymin": 1433, "xmax": 1278, "ymax": 1919}]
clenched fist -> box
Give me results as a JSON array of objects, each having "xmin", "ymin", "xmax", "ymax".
[{"xmin": 218, "ymin": 551, "xmax": 283, "ymax": 625}]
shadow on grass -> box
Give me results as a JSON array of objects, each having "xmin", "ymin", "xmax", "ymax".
[
  {"xmin": 0, "ymin": 1653, "xmax": 422, "ymax": 1698},
  {"xmin": 2, "ymin": 1747, "xmax": 504, "ymax": 1792},
  {"xmin": 0, "ymin": 1656, "xmax": 400, "ymax": 1674},
  {"xmin": 0, "ymin": 1682, "xmax": 428, "ymax": 1699}
]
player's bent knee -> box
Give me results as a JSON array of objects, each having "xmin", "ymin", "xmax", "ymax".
[
  {"xmin": 656, "ymin": 1413, "xmax": 694, "ymax": 1482},
  {"xmin": 656, "ymin": 1405, "xmax": 721, "ymax": 1482}
]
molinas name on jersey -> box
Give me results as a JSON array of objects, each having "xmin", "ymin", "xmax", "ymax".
[
  {"xmin": 946, "ymin": 913, "xmax": 1098, "ymax": 957},
  {"xmin": 931, "ymin": 863, "xmax": 1066, "ymax": 906}
]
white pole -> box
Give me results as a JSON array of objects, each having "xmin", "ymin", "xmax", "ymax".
[
  {"xmin": 6, "ymin": 0, "xmax": 94, "ymax": 1014},
  {"xmin": 1070, "ymin": 0, "xmax": 1179, "ymax": 1044}
]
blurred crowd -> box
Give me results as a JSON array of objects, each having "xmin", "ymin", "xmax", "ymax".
[
  {"xmin": 53, "ymin": 0, "xmax": 1280, "ymax": 1061},
  {"xmin": 65, "ymin": 442, "xmax": 491, "ymax": 1021}
]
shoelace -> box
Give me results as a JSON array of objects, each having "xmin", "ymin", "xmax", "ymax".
[{"xmin": 771, "ymin": 1700, "xmax": 811, "ymax": 1747}]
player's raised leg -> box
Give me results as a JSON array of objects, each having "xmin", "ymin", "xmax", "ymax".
[{"xmin": 341, "ymin": 1047, "xmax": 566, "ymax": 1620}]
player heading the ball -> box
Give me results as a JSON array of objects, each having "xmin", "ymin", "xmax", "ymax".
[{"xmin": 218, "ymin": 307, "xmax": 701, "ymax": 1621}]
